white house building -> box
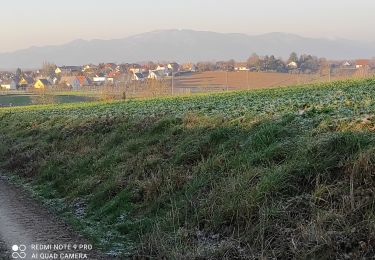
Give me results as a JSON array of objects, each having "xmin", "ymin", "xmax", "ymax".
[
  {"xmin": 148, "ymin": 70, "xmax": 165, "ymax": 80},
  {"xmin": 1, "ymin": 79, "xmax": 18, "ymax": 90},
  {"xmin": 93, "ymin": 77, "xmax": 107, "ymax": 85},
  {"xmin": 287, "ymin": 61, "xmax": 298, "ymax": 69}
]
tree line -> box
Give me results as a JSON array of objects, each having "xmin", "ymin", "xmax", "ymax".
[{"xmin": 196, "ymin": 52, "xmax": 327, "ymax": 73}]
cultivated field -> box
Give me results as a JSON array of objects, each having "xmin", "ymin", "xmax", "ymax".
[
  {"xmin": 175, "ymin": 71, "xmax": 317, "ymax": 91},
  {"xmin": 174, "ymin": 69, "xmax": 375, "ymax": 92},
  {"xmin": 1, "ymin": 78, "xmax": 375, "ymax": 258}
]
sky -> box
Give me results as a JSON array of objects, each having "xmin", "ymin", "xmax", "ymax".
[{"xmin": 1, "ymin": 0, "xmax": 375, "ymax": 53}]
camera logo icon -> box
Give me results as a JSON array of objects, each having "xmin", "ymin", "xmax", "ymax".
[{"xmin": 11, "ymin": 245, "xmax": 27, "ymax": 259}]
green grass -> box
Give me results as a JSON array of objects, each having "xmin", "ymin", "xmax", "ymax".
[
  {"xmin": 0, "ymin": 94, "xmax": 33, "ymax": 106},
  {"xmin": 1, "ymin": 78, "xmax": 375, "ymax": 259},
  {"xmin": 0, "ymin": 93, "xmax": 97, "ymax": 107}
]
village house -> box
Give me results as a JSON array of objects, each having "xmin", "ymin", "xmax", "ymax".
[
  {"xmin": 234, "ymin": 63, "xmax": 249, "ymax": 71},
  {"xmin": 342, "ymin": 61, "xmax": 352, "ymax": 67},
  {"xmin": 148, "ymin": 70, "xmax": 165, "ymax": 80},
  {"xmin": 129, "ymin": 67, "xmax": 146, "ymax": 74},
  {"xmin": 180, "ymin": 63, "xmax": 197, "ymax": 72},
  {"xmin": 0, "ymin": 79, "xmax": 18, "ymax": 90},
  {"xmin": 82, "ymin": 64, "xmax": 99, "ymax": 76},
  {"xmin": 107, "ymin": 70, "xmax": 121, "ymax": 79},
  {"xmin": 168, "ymin": 63, "xmax": 180, "ymax": 72},
  {"xmin": 55, "ymin": 66, "xmax": 83, "ymax": 75},
  {"xmin": 54, "ymin": 68, "xmax": 61, "ymax": 74},
  {"xmin": 93, "ymin": 76, "xmax": 107, "ymax": 86},
  {"xmin": 60, "ymin": 76, "xmax": 82, "ymax": 90},
  {"xmin": 132, "ymin": 72, "xmax": 146, "ymax": 81},
  {"xmin": 287, "ymin": 61, "xmax": 298, "ymax": 69},
  {"xmin": 355, "ymin": 59, "xmax": 370, "ymax": 69},
  {"xmin": 156, "ymin": 65, "xmax": 167, "ymax": 71},
  {"xmin": 6, "ymin": 76, "xmax": 22, "ymax": 90},
  {"xmin": 18, "ymin": 76, "xmax": 34, "ymax": 89},
  {"xmin": 154, "ymin": 65, "xmax": 170, "ymax": 77},
  {"xmin": 104, "ymin": 63, "xmax": 117, "ymax": 71},
  {"xmin": 34, "ymin": 79, "xmax": 51, "ymax": 89},
  {"xmin": 52, "ymin": 77, "xmax": 59, "ymax": 85},
  {"xmin": 77, "ymin": 76, "xmax": 91, "ymax": 86},
  {"xmin": 115, "ymin": 65, "xmax": 122, "ymax": 72},
  {"xmin": 82, "ymin": 64, "xmax": 98, "ymax": 72}
]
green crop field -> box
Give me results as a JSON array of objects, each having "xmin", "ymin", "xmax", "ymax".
[
  {"xmin": 0, "ymin": 93, "xmax": 97, "ymax": 107},
  {"xmin": 1, "ymin": 78, "xmax": 375, "ymax": 259}
]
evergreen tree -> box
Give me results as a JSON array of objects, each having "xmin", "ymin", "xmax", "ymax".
[
  {"xmin": 288, "ymin": 52, "xmax": 298, "ymax": 63},
  {"xmin": 15, "ymin": 68, "xmax": 22, "ymax": 78}
]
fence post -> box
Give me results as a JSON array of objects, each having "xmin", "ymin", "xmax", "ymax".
[
  {"xmin": 328, "ymin": 64, "xmax": 331, "ymax": 82},
  {"xmin": 171, "ymin": 72, "xmax": 174, "ymax": 95},
  {"xmin": 226, "ymin": 71, "xmax": 229, "ymax": 91},
  {"xmin": 247, "ymin": 70, "xmax": 250, "ymax": 90}
]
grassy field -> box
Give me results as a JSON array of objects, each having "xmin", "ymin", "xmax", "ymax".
[
  {"xmin": 0, "ymin": 93, "xmax": 97, "ymax": 107},
  {"xmin": 1, "ymin": 78, "xmax": 375, "ymax": 259}
]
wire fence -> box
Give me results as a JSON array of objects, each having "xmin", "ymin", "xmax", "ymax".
[
  {"xmin": 1, "ymin": 68, "xmax": 374, "ymax": 102},
  {"xmin": 92, "ymin": 67, "xmax": 375, "ymax": 99}
]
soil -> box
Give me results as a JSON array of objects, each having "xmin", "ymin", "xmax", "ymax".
[{"xmin": 0, "ymin": 176, "xmax": 109, "ymax": 260}]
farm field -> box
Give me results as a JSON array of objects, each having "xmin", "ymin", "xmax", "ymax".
[
  {"xmin": 175, "ymin": 71, "xmax": 317, "ymax": 91},
  {"xmin": 175, "ymin": 70, "xmax": 375, "ymax": 92},
  {"xmin": 0, "ymin": 93, "xmax": 98, "ymax": 107},
  {"xmin": 1, "ymin": 78, "xmax": 375, "ymax": 258}
]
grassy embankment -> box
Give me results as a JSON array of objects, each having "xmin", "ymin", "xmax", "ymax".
[{"xmin": 1, "ymin": 78, "xmax": 375, "ymax": 259}]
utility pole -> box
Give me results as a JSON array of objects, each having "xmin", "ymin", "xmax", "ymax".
[
  {"xmin": 171, "ymin": 71, "xmax": 174, "ymax": 95},
  {"xmin": 247, "ymin": 70, "xmax": 250, "ymax": 90},
  {"xmin": 328, "ymin": 63, "xmax": 331, "ymax": 82},
  {"xmin": 122, "ymin": 74, "xmax": 127, "ymax": 100}
]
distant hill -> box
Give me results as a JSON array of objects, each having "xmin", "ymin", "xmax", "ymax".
[{"xmin": 0, "ymin": 29, "xmax": 374, "ymax": 69}]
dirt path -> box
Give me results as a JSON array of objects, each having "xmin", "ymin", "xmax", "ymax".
[
  {"xmin": 0, "ymin": 176, "xmax": 108, "ymax": 260},
  {"xmin": 0, "ymin": 239, "xmax": 10, "ymax": 259}
]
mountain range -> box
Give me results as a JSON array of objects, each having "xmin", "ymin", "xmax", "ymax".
[{"xmin": 0, "ymin": 29, "xmax": 374, "ymax": 69}]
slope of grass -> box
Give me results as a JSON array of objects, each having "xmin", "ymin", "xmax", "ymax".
[{"xmin": 1, "ymin": 79, "xmax": 375, "ymax": 259}]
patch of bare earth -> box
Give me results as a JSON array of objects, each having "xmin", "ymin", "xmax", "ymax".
[{"xmin": 0, "ymin": 176, "xmax": 108, "ymax": 260}]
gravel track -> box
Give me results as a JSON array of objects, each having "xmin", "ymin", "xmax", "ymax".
[{"xmin": 0, "ymin": 176, "xmax": 108, "ymax": 260}]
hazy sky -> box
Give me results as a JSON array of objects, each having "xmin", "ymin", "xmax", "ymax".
[{"xmin": 1, "ymin": 0, "xmax": 375, "ymax": 52}]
